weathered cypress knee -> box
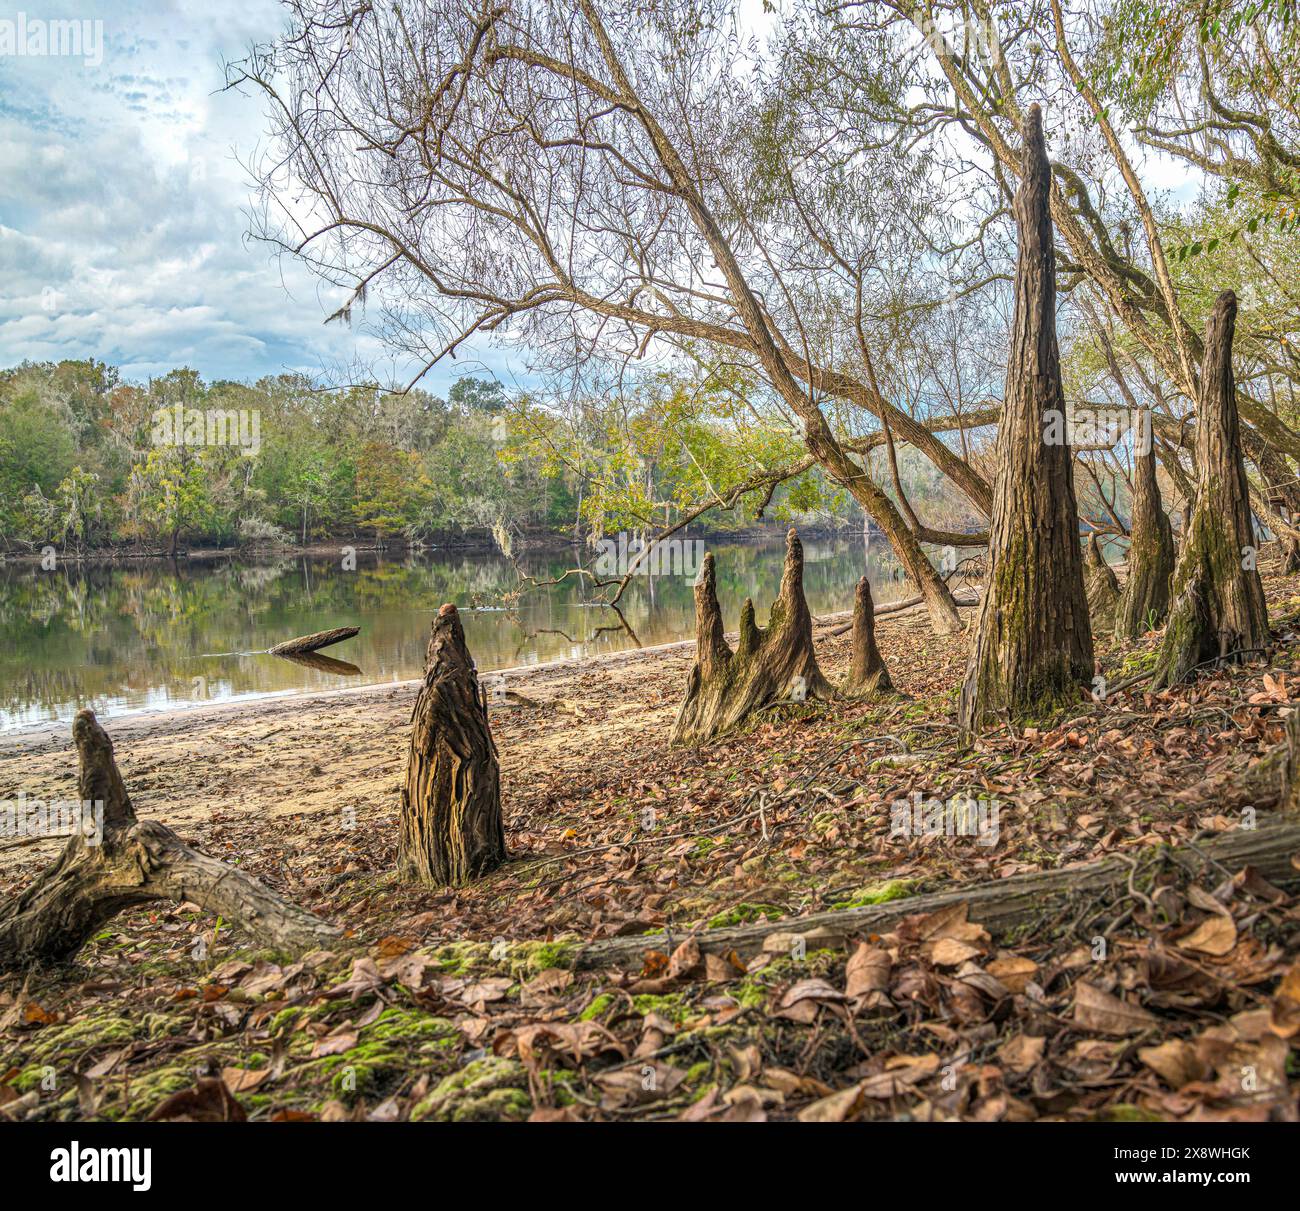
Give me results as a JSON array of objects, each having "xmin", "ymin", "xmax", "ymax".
[
  {"xmin": 1150, "ymin": 291, "xmax": 1269, "ymax": 689},
  {"xmin": 957, "ymin": 104, "xmax": 1094, "ymax": 732},
  {"xmin": 842, "ymin": 576, "xmax": 893, "ymax": 698},
  {"xmin": 1084, "ymin": 533, "xmax": 1121, "ymax": 631},
  {"xmin": 672, "ymin": 529, "xmax": 832, "ymax": 744},
  {"xmin": 1115, "ymin": 419, "xmax": 1174, "ymax": 639},
  {"xmin": 399, "ymin": 603, "xmax": 506, "ymax": 885}
]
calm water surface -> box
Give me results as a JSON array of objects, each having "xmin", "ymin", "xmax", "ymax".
[{"xmin": 0, "ymin": 533, "xmax": 930, "ymax": 731}]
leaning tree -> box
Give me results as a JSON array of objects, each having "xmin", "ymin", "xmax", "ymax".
[
  {"xmin": 0, "ymin": 712, "xmax": 338, "ymax": 967},
  {"xmin": 235, "ymin": 0, "xmax": 989, "ymax": 637},
  {"xmin": 1150, "ymin": 292, "xmax": 1270, "ymax": 690},
  {"xmin": 957, "ymin": 105, "xmax": 1094, "ymax": 733}
]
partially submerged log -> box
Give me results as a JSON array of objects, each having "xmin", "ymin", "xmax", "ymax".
[
  {"xmin": 957, "ymin": 106, "xmax": 1094, "ymax": 733},
  {"xmin": 1083, "ymin": 532, "xmax": 1121, "ymax": 631},
  {"xmin": 0, "ymin": 711, "xmax": 339, "ymax": 967},
  {"xmin": 1150, "ymin": 291, "xmax": 1269, "ymax": 690},
  {"xmin": 573, "ymin": 821, "xmax": 1300, "ymax": 969},
  {"xmin": 268, "ymin": 626, "xmax": 359, "ymax": 656},
  {"xmin": 841, "ymin": 576, "xmax": 893, "ymax": 698},
  {"xmin": 1115, "ymin": 420, "xmax": 1174, "ymax": 639},
  {"xmin": 672, "ymin": 529, "xmax": 833, "ymax": 745},
  {"xmin": 399, "ymin": 604, "xmax": 506, "ymax": 885}
]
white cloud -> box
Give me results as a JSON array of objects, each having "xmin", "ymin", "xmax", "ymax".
[{"xmin": 0, "ymin": 0, "xmax": 510, "ymax": 394}]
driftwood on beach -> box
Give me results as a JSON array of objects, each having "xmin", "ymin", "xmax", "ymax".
[
  {"xmin": 268, "ymin": 626, "xmax": 360, "ymax": 656},
  {"xmin": 0, "ymin": 711, "xmax": 340, "ymax": 967}
]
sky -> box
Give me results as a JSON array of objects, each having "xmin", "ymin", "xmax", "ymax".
[
  {"xmin": 0, "ymin": 0, "xmax": 509, "ymax": 395},
  {"xmin": 0, "ymin": 2, "xmax": 1200, "ymax": 397}
]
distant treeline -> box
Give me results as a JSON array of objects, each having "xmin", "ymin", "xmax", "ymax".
[{"xmin": 0, "ymin": 360, "xmax": 891, "ymax": 558}]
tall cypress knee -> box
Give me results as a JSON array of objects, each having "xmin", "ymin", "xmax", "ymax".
[
  {"xmin": 399, "ymin": 603, "xmax": 506, "ymax": 885},
  {"xmin": 957, "ymin": 105, "xmax": 1093, "ymax": 733},
  {"xmin": 842, "ymin": 576, "xmax": 893, "ymax": 698},
  {"xmin": 672, "ymin": 529, "xmax": 833, "ymax": 744},
  {"xmin": 1115, "ymin": 417, "xmax": 1174, "ymax": 638},
  {"xmin": 1084, "ymin": 532, "xmax": 1121, "ymax": 631},
  {"xmin": 1150, "ymin": 291, "xmax": 1269, "ymax": 689}
]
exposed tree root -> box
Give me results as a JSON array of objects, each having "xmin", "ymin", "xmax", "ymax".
[{"xmin": 0, "ymin": 711, "xmax": 340, "ymax": 968}]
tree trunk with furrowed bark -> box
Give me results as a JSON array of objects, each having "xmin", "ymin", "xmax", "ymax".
[
  {"xmin": 1084, "ymin": 532, "xmax": 1121, "ymax": 632},
  {"xmin": 0, "ymin": 712, "xmax": 340, "ymax": 967},
  {"xmin": 1150, "ymin": 291, "xmax": 1269, "ymax": 689},
  {"xmin": 1115, "ymin": 423, "xmax": 1174, "ymax": 639},
  {"xmin": 841, "ymin": 576, "xmax": 893, "ymax": 698},
  {"xmin": 399, "ymin": 603, "xmax": 506, "ymax": 885},
  {"xmin": 673, "ymin": 529, "xmax": 833, "ymax": 745},
  {"xmin": 957, "ymin": 105, "xmax": 1094, "ymax": 733}
]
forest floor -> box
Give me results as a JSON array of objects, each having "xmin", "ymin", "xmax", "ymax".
[{"xmin": 4, "ymin": 560, "xmax": 1300, "ymax": 1122}]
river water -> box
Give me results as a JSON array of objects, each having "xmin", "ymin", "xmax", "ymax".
[{"xmin": 0, "ymin": 532, "xmax": 930, "ymax": 731}]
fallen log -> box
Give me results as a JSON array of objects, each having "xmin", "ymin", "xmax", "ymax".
[
  {"xmin": 268, "ymin": 626, "xmax": 360, "ymax": 656},
  {"xmin": 571, "ymin": 822, "xmax": 1300, "ymax": 969},
  {"xmin": 0, "ymin": 711, "xmax": 340, "ymax": 967}
]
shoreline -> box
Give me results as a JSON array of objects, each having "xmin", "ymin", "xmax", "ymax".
[{"xmin": 0, "ymin": 594, "xmax": 965, "ymax": 747}]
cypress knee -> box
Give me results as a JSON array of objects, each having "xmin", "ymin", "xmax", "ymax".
[
  {"xmin": 0, "ymin": 712, "xmax": 339, "ymax": 967},
  {"xmin": 957, "ymin": 104, "xmax": 1094, "ymax": 733},
  {"xmin": 399, "ymin": 603, "xmax": 506, "ymax": 884},
  {"xmin": 842, "ymin": 576, "xmax": 893, "ymax": 697},
  {"xmin": 1084, "ymin": 533, "xmax": 1121, "ymax": 631},
  {"xmin": 1115, "ymin": 419, "xmax": 1174, "ymax": 638},
  {"xmin": 1150, "ymin": 291, "xmax": 1269, "ymax": 689},
  {"xmin": 672, "ymin": 529, "xmax": 833, "ymax": 744}
]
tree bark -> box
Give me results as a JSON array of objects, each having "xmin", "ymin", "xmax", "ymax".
[
  {"xmin": 672, "ymin": 529, "xmax": 833, "ymax": 745},
  {"xmin": 1150, "ymin": 291, "xmax": 1270, "ymax": 690},
  {"xmin": 842, "ymin": 576, "xmax": 893, "ymax": 698},
  {"xmin": 1115, "ymin": 423, "xmax": 1174, "ymax": 638},
  {"xmin": 957, "ymin": 106, "xmax": 1094, "ymax": 733},
  {"xmin": 399, "ymin": 603, "xmax": 506, "ymax": 885},
  {"xmin": 0, "ymin": 712, "xmax": 340, "ymax": 967},
  {"xmin": 1084, "ymin": 532, "xmax": 1121, "ymax": 632}
]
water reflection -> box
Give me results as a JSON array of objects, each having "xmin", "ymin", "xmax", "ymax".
[{"xmin": 0, "ymin": 533, "xmax": 925, "ymax": 729}]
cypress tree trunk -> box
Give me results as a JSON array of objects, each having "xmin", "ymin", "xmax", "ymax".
[
  {"xmin": 842, "ymin": 576, "xmax": 893, "ymax": 698},
  {"xmin": 0, "ymin": 712, "xmax": 339, "ymax": 967},
  {"xmin": 673, "ymin": 529, "xmax": 833, "ymax": 744},
  {"xmin": 1115, "ymin": 422, "xmax": 1175, "ymax": 638},
  {"xmin": 957, "ymin": 105, "xmax": 1093, "ymax": 733},
  {"xmin": 1084, "ymin": 532, "xmax": 1121, "ymax": 631},
  {"xmin": 399, "ymin": 604, "xmax": 506, "ymax": 885},
  {"xmin": 1150, "ymin": 291, "xmax": 1269, "ymax": 689}
]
